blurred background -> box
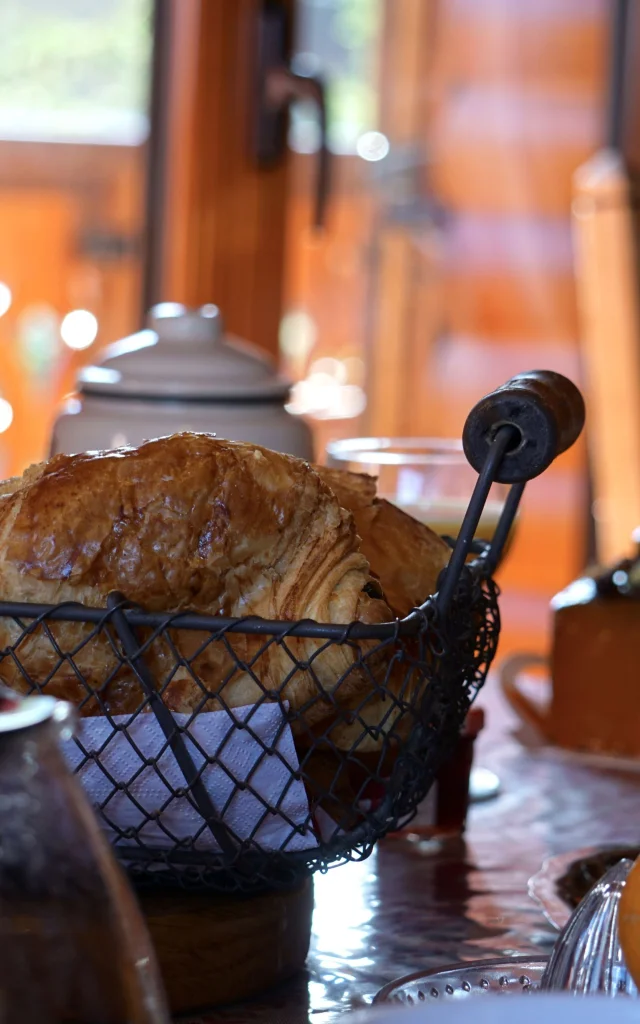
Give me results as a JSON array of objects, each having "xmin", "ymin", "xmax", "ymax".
[{"xmin": 0, "ymin": 0, "xmax": 631, "ymax": 657}]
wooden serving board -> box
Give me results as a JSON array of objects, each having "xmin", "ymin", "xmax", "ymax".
[{"xmin": 139, "ymin": 880, "xmax": 314, "ymax": 1016}]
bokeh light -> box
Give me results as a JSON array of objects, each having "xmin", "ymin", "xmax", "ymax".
[
  {"xmin": 356, "ymin": 130, "xmax": 390, "ymax": 162},
  {"xmin": 286, "ymin": 356, "xmax": 367, "ymax": 420},
  {"xmin": 61, "ymin": 309, "xmax": 98, "ymax": 350},
  {"xmin": 0, "ymin": 283, "xmax": 12, "ymax": 318},
  {"xmin": 0, "ymin": 398, "xmax": 14, "ymax": 433}
]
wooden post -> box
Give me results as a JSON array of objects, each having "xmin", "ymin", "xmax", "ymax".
[
  {"xmin": 366, "ymin": 0, "xmax": 436, "ymax": 436},
  {"xmin": 148, "ymin": 0, "xmax": 295, "ymax": 358},
  {"xmin": 573, "ymin": 151, "xmax": 640, "ymax": 562}
]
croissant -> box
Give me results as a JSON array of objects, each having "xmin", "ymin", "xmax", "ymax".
[
  {"xmin": 313, "ymin": 465, "xmax": 451, "ymax": 752},
  {"xmin": 0, "ymin": 434, "xmax": 393, "ymax": 734},
  {"xmin": 315, "ymin": 466, "xmax": 450, "ymax": 617}
]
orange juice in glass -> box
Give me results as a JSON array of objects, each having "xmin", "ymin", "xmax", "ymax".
[{"xmin": 325, "ymin": 437, "xmax": 511, "ymax": 553}]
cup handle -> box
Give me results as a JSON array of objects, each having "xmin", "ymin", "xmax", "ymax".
[{"xmin": 498, "ymin": 652, "xmax": 552, "ymax": 738}]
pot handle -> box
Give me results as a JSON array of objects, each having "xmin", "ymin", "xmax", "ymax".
[{"xmin": 498, "ymin": 652, "xmax": 552, "ymax": 738}]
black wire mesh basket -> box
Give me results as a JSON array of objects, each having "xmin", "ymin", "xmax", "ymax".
[{"xmin": 0, "ymin": 372, "xmax": 584, "ymax": 894}]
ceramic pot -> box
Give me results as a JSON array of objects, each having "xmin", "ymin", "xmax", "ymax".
[{"xmin": 51, "ymin": 303, "xmax": 313, "ymax": 459}]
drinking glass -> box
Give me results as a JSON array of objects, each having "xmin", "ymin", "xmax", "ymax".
[
  {"xmin": 326, "ymin": 437, "xmax": 507, "ymax": 811},
  {"xmin": 325, "ymin": 437, "xmax": 510, "ymax": 546}
]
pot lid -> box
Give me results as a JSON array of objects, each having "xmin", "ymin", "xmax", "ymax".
[{"xmin": 77, "ymin": 303, "xmax": 292, "ymax": 401}]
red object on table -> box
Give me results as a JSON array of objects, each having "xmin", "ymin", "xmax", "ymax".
[
  {"xmin": 393, "ymin": 705, "xmax": 485, "ymax": 838},
  {"xmin": 435, "ymin": 706, "xmax": 485, "ymax": 835},
  {"xmin": 357, "ymin": 707, "xmax": 486, "ymax": 838}
]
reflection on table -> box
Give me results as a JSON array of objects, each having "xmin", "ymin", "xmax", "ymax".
[{"xmin": 192, "ymin": 681, "xmax": 640, "ymax": 1023}]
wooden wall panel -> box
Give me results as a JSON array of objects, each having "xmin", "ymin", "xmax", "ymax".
[
  {"xmin": 0, "ymin": 141, "xmax": 145, "ymax": 476},
  {"xmin": 432, "ymin": 2, "xmax": 606, "ymax": 94},
  {"xmin": 283, "ymin": 0, "xmax": 609, "ymax": 654},
  {"xmin": 572, "ymin": 152, "xmax": 640, "ymax": 563},
  {"xmin": 0, "ymin": 139, "xmax": 145, "ymax": 353},
  {"xmin": 0, "ymin": 192, "xmax": 77, "ymax": 475},
  {"xmin": 431, "ymin": 136, "xmax": 600, "ymax": 218},
  {"xmin": 443, "ymin": 272, "xmax": 580, "ymax": 342}
]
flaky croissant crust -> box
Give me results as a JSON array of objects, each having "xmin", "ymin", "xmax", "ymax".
[{"xmin": 0, "ymin": 433, "xmax": 392, "ymax": 728}]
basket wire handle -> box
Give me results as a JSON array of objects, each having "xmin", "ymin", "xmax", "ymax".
[
  {"xmin": 436, "ymin": 426, "xmax": 519, "ymax": 616},
  {"xmin": 483, "ymin": 480, "xmax": 525, "ymax": 577},
  {"xmin": 107, "ymin": 591, "xmax": 238, "ymax": 859}
]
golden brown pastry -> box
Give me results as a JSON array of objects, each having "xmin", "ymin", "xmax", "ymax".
[
  {"xmin": 354, "ymin": 500, "xmax": 450, "ymax": 617},
  {"xmin": 0, "ymin": 434, "xmax": 393, "ymax": 734},
  {"xmin": 313, "ymin": 465, "xmax": 451, "ymax": 751},
  {"xmin": 315, "ymin": 465, "xmax": 450, "ymax": 616},
  {"xmin": 314, "ymin": 466, "xmax": 377, "ymax": 512}
]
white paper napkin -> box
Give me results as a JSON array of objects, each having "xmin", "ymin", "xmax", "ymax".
[{"xmin": 64, "ymin": 702, "xmax": 319, "ymax": 853}]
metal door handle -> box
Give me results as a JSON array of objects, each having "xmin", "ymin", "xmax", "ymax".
[{"xmin": 254, "ymin": 3, "xmax": 331, "ymax": 229}]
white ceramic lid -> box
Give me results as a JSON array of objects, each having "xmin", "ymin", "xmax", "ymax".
[{"xmin": 78, "ymin": 303, "xmax": 292, "ymax": 402}]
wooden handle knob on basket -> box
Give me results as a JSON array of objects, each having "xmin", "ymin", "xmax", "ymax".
[{"xmin": 462, "ymin": 370, "xmax": 585, "ymax": 483}]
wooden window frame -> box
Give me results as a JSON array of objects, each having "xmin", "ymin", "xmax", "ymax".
[{"xmin": 144, "ymin": 0, "xmax": 295, "ymax": 358}]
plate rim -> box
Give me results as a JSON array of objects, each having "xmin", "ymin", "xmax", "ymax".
[{"xmin": 527, "ymin": 844, "xmax": 638, "ymax": 931}]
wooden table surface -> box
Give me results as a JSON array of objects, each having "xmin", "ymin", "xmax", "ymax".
[{"xmin": 179, "ymin": 678, "xmax": 640, "ymax": 1023}]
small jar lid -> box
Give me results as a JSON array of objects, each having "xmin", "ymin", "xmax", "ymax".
[
  {"xmin": 78, "ymin": 303, "xmax": 292, "ymax": 402},
  {"xmin": 0, "ymin": 686, "xmax": 72, "ymax": 734}
]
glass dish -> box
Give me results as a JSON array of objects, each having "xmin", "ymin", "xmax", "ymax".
[{"xmin": 373, "ymin": 956, "xmax": 547, "ymax": 1005}]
